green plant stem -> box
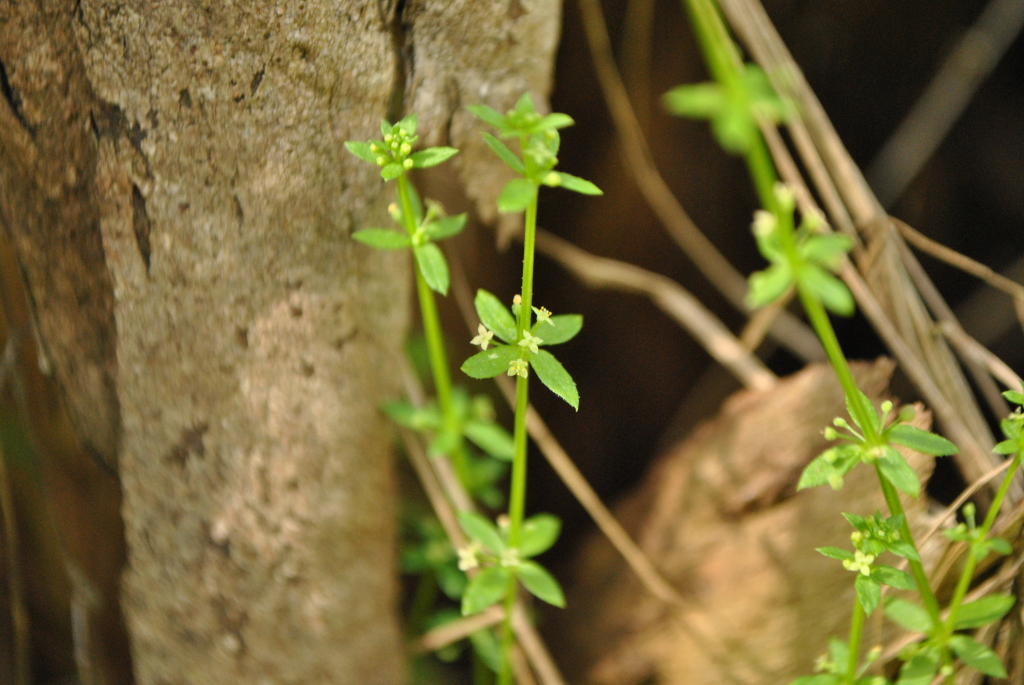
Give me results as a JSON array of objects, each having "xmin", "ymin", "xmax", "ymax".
[
  {"xmin": 498, "ymin": 188, "xmax": 541, "ymax": 685},
  {"xmin": 396, "ymin": 173, "xmax": 468, "ymax": 481},
  {"xmin": 942, "ymin": 448, "xmax": 1023, "ymax": 637},
  {"xmin": 845, "ymin": 597, "xmax": 866, "ymax": 684},
  {"xmin": 801, "ymin": 286, "xmax": 943, "ymax": 627}
]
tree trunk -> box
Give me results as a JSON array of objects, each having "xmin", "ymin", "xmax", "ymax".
[{"xmin": 0, "ymin": 0, "xmax": 561, "ymax": 682}]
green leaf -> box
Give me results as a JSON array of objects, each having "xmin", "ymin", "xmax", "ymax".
[
  {"xmin": 537, "ymin": 113, "xmax": 575, "ymax": 130},
  {"xmin": 954, "ymin": 594, "xmax": 1015, "ymax": 630},
  {"xmin": 468, "ymin": 104, "xmax": 508, "ymax": 130},
  {"xmin": 382, "ymin": 401, "xmax": 439, "ymax": 430},
  {"xmin": 519, "ymin": 514, "xmax": 561, "ymax": 558},
  {"xmin": 888, "ymin": 539, "xmax": 920, "ymax": 561},
  {"xmin": 462, "ymin": 345, "xmax": 520, "ymax": 379},
  {"xmin": 846, "ymin": 388, "xmax": 878, "ymax": 436},
  {"xmin": 474, "ymin": 289, "xmax": 518, "ymax": 343},
  {"xmin": 530, "ymin": 349, "xmax": 579, "ymax": 410},
  {"xmin": 414, "ymin": 243, "xmax": 450, "ymax": 295},
  {"xmin": 429, "ymin": 426, "xmax": 460, "ymax": 457},
  {"xmin": 828, "ymin": 638, "xmax": 849, "ymax": 669},
  {"xmin": 1002, "ymin": 389, "xmax": 1024, "ymax": 406},
  {"xmin": 410, "ymin": 146, "xmax": 459, "ymax": 168},
  {"xmin": 461, "ymin": 567, "xmax": 512, "ymax": 616},
  {"xmin": 551, "ymin": 172, "xmax": 603, "ymax": 196},
  {"xmin": 397, "ymin": 113, "xmax": 417, "ymax": 135},
  {"xmin": 711, "ymin": 103, "xmax": 757, "ymax": 154},
  {"xmin": 344, "ymin": 140, "xmax": 378, "ymax": 164},
  {"xmin": 994, "ymin": 438, "xmax": 1018, "ymax": 454},
  {"xmin": 884, "ymin": 597, "xmax": 931, "ymax": 633},
  {"xmin": 886, "ymin": 424, "xmax": 958, "ymax": 456},
  {"xmin": 873, "ymin": 565, "xmax": 915, "ymax": 591},
  {"xmin": 482, "ymin": 133, "xmax": 526, "ymax": 175},
  {"xmin": 798, "ymin": 445, "xmax": 861, "ymax": 490},
  {"xmin": 352, "ymin": 228, "xmax": 412, "ymax": 250},
  {"xmin": 878, "ymin": 447, "xmax": 921, "ymax": 497},
  {"xmin": 948, "ymin": 634, "xmax": 1006, "ymax": 677},
  {"xmin": 816, "ymin": 546, "xmax": 854, "ymax": 562},
  {"xmin": 855, "ymin": 574, "xmax": 881, "ymax": 615},
  {"xmin": 987, "ymin": 537, "xmax": 1013, "ymax": 556},
  {"xmin": 897, "ymin": 650, "xmax": 940, "ymax": 685},
  {"xmin": 800, "ymin": 233, "xmax": 853, "ymax": 268},
  {"xmin": 457, "ymin": 511, "xmax": 506, "ymax": 553},
  {"xmin": 535, "ymin": 314, "xmax": 582, "ymax": 345},
  {"xmin": 663, "ymin": 82, "xmax": 726, "ymax": 119},
  {"xmin": 790, "ymin": 677, "xmax": 839, "ymax": 685},
  {"xmin": 382, "ymin": 400, "xmax": 417, "ymax": 427},
  {"xmin": 799, "ymin": 264, "xmax": 855, "ymax": 316},
  {"xmin": 468, "ymin": 628, "xmax": 503, "ymax": 674},
  {"xmin": 464, "ymin": 420, "xmax": 515, "ymax": 461},
  {"xmin": 747, "ymin": 263, "xmax": 793, "ymax": 308},
  {"xmin": 497, "ymin": 178, "xmax": 537, "ymax": 213},
  {"xmin": 424, "ymin": 214, "xmax": 467, "ymax": 241},
  {"xmin": 516, "ymin": 561, "xmax": 565, "ymax": 608},
  {"xmin": 381, "ymin": 163, "xmax": 404, "ymax": 180}
]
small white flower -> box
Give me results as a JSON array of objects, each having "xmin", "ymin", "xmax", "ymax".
[
  {"xmin": 532, "ymin": 306, "xmax": 554, "ymax": 326},
  {"xmin": 471, "ymin": 324, "xmax": 495, "ymax": 351},
  {"xmin": 496, "ymin": 514, "xmax": 510, "ymax": 530},
  {"xmin": 457, "ymin": 544, "xmax": 480, "ymax": 571},
  {"xmin": 507, "ymin": 359, "xmax": 529, "ymax": 378},
  {"xmin": 499, "ymin": 548, "xmax": 520, "ymax": 568},
  {"xmin": 773, "ymin": 182, "xmax": 796, "ymax": 212},
  {"xmin": 519, "ymin": 331, "xmax": 542, "ymax": 354},
  {"xmin": 752, "ymin": 209, "xmax": 777, "ymax": 237}
]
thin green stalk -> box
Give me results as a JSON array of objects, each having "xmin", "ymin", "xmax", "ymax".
[
  {"xmin": 396, "ymin": 173, "xmax": 468, "ymax": 481},
  {"xmin": 845, "ymin": 598, "xmax": 866, "ymax": 684},
  {"xmin": 498, "ymin": 188, "xmax": 540, "ymax": 685},
  {"xmin": 942, "ymin": 448, "xmax": 1023, "ymax": 636},
  {"xmin": 802, "ymin": 286, "xmax": 943, "ymax": 625}
]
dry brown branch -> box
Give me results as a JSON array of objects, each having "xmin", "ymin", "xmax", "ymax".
[
  {"xmin": 738, "ymin": 289, "xmax": 794, "ymax": 352},
  {"xmin": 866, "ymin": 0, "xmax": 1024, "ymax": 207},
  {"xmin": 938, "ymin": 321, "xmax": 1024, "ymax": 391},
  {"xmin": 534, "ymin": 230, "xmax": 777, "ymax": 391},
  {"xmin": 892, "ymin": 232, "xmax": 1012, "ymax": 419},
  {"xmin": 413, "ymin": 606, "xmax": 504, "ymax": 654},
  {"xmin": 718, "ymin": 0, "xmax": 1005, "ymax": 493},
  {"xmin": 896, "ymin": 218, "xmax": 1024, "ymax": 306},
  {"xmin": 575, "ymin": 0, "xmax": 824, "ymax": 363}
]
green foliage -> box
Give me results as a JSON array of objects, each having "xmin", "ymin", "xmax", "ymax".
[
  {"xmin": 456, "ymin": 511, "xmax": 566, "ymax": 614},
  {"xmin": 799, "ymin": 398, "xmax": 954, "ymax": 496},
  {"xmin": 663, "ymin": 64, "xmax": 794, "ymax": 154},
  {"xmin": 746, "ymin": 190, "xmax": 855, "ymax": 316},
  {"xmin": 345, "ymin": 117, "xmax": 466, "ymax": 296},
  {"xmin": 346, "ymin": 115, "xmax": 458, "ymax": 180},
  {"xmin": 462, "ymin": 289, "xmax": 582, "ymax": 410}
]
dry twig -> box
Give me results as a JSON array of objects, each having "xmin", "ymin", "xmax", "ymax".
[{"xmin": 534, "ymin": 230, "xmax": 777, "ymax": 391}]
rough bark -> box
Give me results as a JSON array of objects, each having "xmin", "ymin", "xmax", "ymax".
[{"xmin": 0, "ymin": 0, "xmax": 562, "ymax": 682}]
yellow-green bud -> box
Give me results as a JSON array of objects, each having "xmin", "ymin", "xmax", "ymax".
[{"xmin": 403, "ymin": 158, "xmax": 414, "ymax": 169}]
